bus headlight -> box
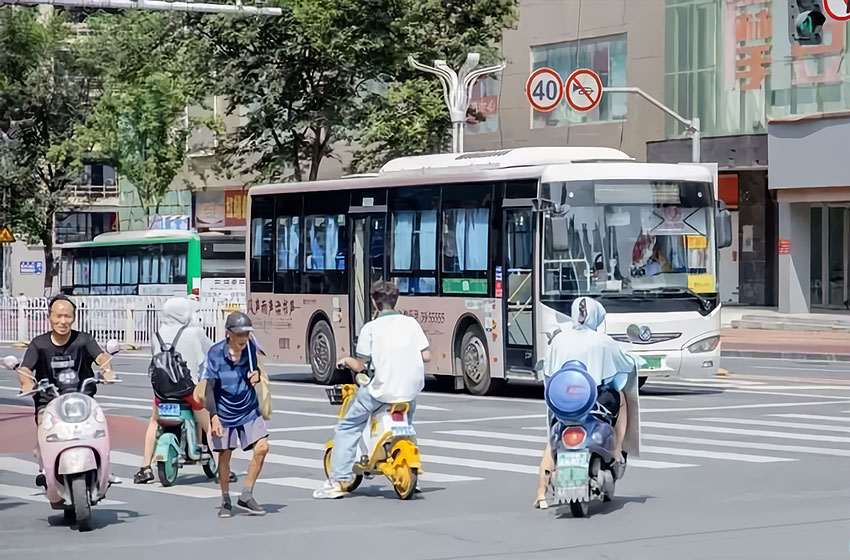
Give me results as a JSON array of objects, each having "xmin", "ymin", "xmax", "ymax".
[{"xmin": 688, "ymin": 336, "xmax": 720, "ymax": 354}]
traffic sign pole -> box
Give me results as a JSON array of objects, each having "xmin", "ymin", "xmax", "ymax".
[{"xmin": 605, "ymin": 86, "xmax": 700, "ymax": 163}]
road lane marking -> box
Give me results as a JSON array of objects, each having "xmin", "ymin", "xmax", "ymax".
[
  {"xmin": 642, "ymin": 400, "xmax": 850, "ymax": 413},
  {"xmin": 258, "ymin": 477, "xmax": 321, "ymax": 490},
  {"xmin": 771, "ymin": 413, "xmax": 850, "ymax": 423},
  {"xmin": 0, "ymin": 483, "xmax": 125, "ymax": 506},
  {"xmin": 639, "ymin": 445, "xmax": 794, "ymax": 463},
  {"xmin": 267, "ymin": 425, "xmax": 335, "ymax": 433},
  {"xmin": 643, "ymin": 421, "xmax": 850, "ymax": 444},
  {"xmin": 434, "ymin": 430, "xmax": 694, "ymax": 469},
  {"xmin": 416, "ymin": 414, "xmax": 544, "ymax": 425},
  {"xmin": 271, "ymin": 393, "xmax": 448, "ymax": 411},
  {"xmin": 265, "ymin": 440, "xmax": 482, "ymax": 482},
  {"xmin": 643, "ymin": 433, "xmax": 850, "ymax": 458},
  {"xmin": 697, "ymin": 417, "xmax": 850, "ymax": 433}
]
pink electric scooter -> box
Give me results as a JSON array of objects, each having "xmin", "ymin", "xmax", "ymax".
[{"xmin": 3, "ymin": 340, "xmax": 120, "ymax": 531}]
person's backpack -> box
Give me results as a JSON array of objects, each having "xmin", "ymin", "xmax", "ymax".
[{"xmin": 149, "ymin": 326, "xmax": 195, "ymax": 400}]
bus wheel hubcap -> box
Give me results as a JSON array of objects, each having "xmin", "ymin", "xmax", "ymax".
[
  {"xmin": 313, "ymin": 332, "xmax": 331, "ymax": 374},
  {"xmin": 463, "ymin": 338, "xmax": 486, "ymax": 383}
]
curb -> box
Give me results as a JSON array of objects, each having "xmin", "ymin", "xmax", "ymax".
[{"xmin": 722, "ymin": 350, "xmax": 850, "ymax": 362}]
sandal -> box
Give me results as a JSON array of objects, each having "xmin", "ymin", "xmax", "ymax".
[
  {"xmin": 533, "ymin": 498, "xmax": 549, "ymax": 510},
  {"xmin": 133, "ymin": 466, "xmax": 154, "ymax": 484}
]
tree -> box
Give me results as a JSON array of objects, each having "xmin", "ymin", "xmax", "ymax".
[
  {"xmin": 193, "ymin": 0, "xmax": 402, "ymax": 183},
  {"xmin": 0, "ymin": 7, "xmax": 99, "ymax": 293},
  {"xmin": 77, "ymin": 11, "xmax": 215, "ymax": 214},
  {"xmin": 352, "ymin": 0, "xmax": 518, "ymax": 172},
  {"xmin": 193, "ymin": 0, "xmax": 518, "ymax": 182}
]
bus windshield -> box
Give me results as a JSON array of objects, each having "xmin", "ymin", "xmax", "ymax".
[{"xmin": 541, "ymin": 179, "xmax": 716, "ymax": 299}]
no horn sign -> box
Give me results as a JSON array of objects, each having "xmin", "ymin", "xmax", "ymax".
[{"xmin": 525, "ymin": 68, "xmax": 604, "ymax": 113}]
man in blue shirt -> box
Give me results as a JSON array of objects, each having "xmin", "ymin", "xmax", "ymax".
[{"xmin": 203, "ymin": 312, "xmax": 269, "ymax": 518}]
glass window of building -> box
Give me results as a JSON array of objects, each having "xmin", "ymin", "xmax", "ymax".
[{"xmin": 531, "ymin": 34, "xmax": 627, "ymax": 128}]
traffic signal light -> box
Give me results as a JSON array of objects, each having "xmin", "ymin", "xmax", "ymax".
[{"xmin": 789, "ymin": 0, "xmax": 826, "ymax": 45}]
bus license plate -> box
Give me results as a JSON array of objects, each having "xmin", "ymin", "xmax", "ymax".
[
  {"xmin": 556, "ymin": 450, "xmax": 589, "ymax": 488},
  {"xmin": 158, "ymin": 403, "xmax": 180, "ymax": 417},
  {"xmin": 391, "ymin": 425, "xmax": 415, "ymax": 437},
  {"xmin": 642, "ymin": 356, "xmax": 663, "ymax": 370}
]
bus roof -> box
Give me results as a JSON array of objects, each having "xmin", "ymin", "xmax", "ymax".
[
  {"xmin": 60, "ymin": 229, "xmax": 200, "ymax": 249},
  {"xmin": 249, "ymin": 147, "xmax": 709, "ymax": 197},
  {"xmin": 378, "ymin": 147, "xmax": 632, "ymax": 173}
]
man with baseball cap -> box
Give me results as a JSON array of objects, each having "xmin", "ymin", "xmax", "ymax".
[{"xmin": 202, "ymin": 311, "xmax": 269, "ymax": 518}]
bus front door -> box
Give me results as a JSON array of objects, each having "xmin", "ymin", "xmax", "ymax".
[
  {"xmin": 504, "ymin": 208, "xmax": 535, "ymax": 375},
  {"xmin": 350, "ymin": 214, "xmax": 386, "ymax": 345}
]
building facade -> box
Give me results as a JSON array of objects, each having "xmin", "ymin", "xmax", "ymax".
[{"xmin": 469, "ymin": 0, "xmax": 850, "ymax": 312}]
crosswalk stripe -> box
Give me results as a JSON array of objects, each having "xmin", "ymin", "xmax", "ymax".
[
  {"xmin": 421, "ymin": 454, "xmax": 537, "ymax": 474},
  {"xmin": 106, "ymin": 452, "xmax": 222, "ymax": 498},
  {"xmin": 0, "ymin": 483, "xmax": 125, "ymax": 506},
  {"xmin": 643, "ymin": 421, "xmax": 850, "ymax": 444},
  {"xmin": 434, "ymin": 431, "xmax": 694, "ymax": 469},
  {"xmin": 642, "ymin": 400, "xmax": 850, "ymax": 413},
  {"xmin": 266, "ymin": 440, "xmax": 483, "ymax": 482},
  {"xmin": 272, "ymin": 394, "xmax": 448, "ymax": 411},
  {"xmin": 696, "ymin": 417, "xmax": 850, "ymax": 434},
  {"xmin": 437, "ymin": 430, "xmax": 544, "ymax": 444},
  {"xmin": 643, "ymin": 433, "xmax": 850, "ymax": 458},
  {"xmin": 99, "ymin": 402, "xmax": 154, "ymax": 411},
  {"xmin": 267, "ymin": 426, "xmax": 335, "ymax": 433},
  {"xmin": 0, "ymin": 457, "xmax": 39, "ymax": 475},
  {"xmin": 640, "ymin": 445, "xmax": 794, "ymax": 463},
  {"xmin": 259, "ymin": 477, "xmax": 321, "ymax": 490},
  {"xmin": 236, "ymin": 450, "xmax": 323, "ymax": 470},
  {"xmin": 770, "ymin": 413, "xmax": 850, "ymax": 423}
]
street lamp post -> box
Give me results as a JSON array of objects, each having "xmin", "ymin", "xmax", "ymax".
[{"xmin": 408, "ymin": 53, "xmax": 505, "ymax": 153}]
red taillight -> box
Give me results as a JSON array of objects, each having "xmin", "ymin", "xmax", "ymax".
[
  {"xmin": 392, "ymin": 411, "xmax": 404, "ymax": 422},
  {"xmin": 562, "ymin": 427, "xmax": 586, "ymax": 447}
]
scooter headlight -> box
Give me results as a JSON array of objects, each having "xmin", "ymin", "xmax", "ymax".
[{"xmin": 57, "ymin": 395, "xmax": 91, "ymax": 423}]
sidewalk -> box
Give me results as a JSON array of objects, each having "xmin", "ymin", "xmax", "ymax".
[{"xmin": 721, "ymin": 306, "xmax": 850, "ymax": 360}]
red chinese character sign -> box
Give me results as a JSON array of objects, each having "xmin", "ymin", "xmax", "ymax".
[
  {"xmin": 825, "ymin": 0, "xmax": 850, "ymax": 21},
  {"xmin": 526, "ymin": 68, "xmax": 563, "ymax": 113},
  {"xmin": 564, "ymin": 69, "xmax": 603, "ymax": 112}
]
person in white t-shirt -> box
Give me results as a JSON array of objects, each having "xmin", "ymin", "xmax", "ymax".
[{"xmin": 313, "ymin": 281, "xmax": 430, "ymax": 499}]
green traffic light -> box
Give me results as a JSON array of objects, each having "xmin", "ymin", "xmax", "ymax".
[{"xmin": 795, "ymin": 9, "xmax": 826, "ymax": 44}]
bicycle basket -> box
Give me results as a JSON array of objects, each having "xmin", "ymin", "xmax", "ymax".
[{"xmin": 325, "ymin": 385, "xmax": 344, "ymax": 405}]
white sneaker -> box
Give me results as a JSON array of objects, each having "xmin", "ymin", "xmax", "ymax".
[{"xmin": 312, "ymin": 479, "xmax": 345, "ymax": 499}]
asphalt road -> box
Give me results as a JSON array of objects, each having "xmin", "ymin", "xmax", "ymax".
[{"xmin": 0, "ymin": 350, "xmax": 848, "ymax": 560}]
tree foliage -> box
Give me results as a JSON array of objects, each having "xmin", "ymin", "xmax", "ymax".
[
  {"xmin": 192, "ymin": 0, "xmax": 518, "ymax": 180},
  {"xmin": 77, "ymin": 11, "xmax": 214, "ymax": 213},
  {"xmin": 0, "ymin": 7, "xmax": 98, "ymax": 292}
]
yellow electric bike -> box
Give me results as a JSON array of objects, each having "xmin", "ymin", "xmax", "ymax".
[{"xmin": 322, "ymin": 369, "xmax": 421, "ymax": 500}]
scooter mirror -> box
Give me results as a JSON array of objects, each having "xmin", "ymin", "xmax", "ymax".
[
  {"xmin": 105, "ymin": 339, "xmax": 121, "ymax": 355},
  {"xmin": 1, "ymin": 355, "xmax": 20, "ymax": 370}
]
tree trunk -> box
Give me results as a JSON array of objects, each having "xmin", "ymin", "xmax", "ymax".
[{"xmin": 41, "ymin": 229, "xmax": 55, "ymax": 296}]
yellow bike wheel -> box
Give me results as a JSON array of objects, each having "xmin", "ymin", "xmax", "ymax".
[
  {"xmin": 323, "ymin": 448, "xmax": 362, "ymax": 493},
  {"xmin": 392, "ymin": 463, "xmax": 418, "ymax": 500}
]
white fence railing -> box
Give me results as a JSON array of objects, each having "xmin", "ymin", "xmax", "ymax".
[{"xmin": 0, "ymin": 296, "xmax": 246, "ymax": 348}]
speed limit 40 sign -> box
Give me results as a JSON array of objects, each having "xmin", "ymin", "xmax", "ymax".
[{"xmin": 526, "ymin": 67, "xmax": 563, "ymax": 113}]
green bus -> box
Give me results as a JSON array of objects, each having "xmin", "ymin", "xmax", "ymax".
[{"xmin": 59, "ymin": 230, "xmax": 246, "ymax": 298}]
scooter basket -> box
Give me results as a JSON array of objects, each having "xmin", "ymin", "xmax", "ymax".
[{"xmin": 325, "ymin": 385, "xmax": 344, "ymax": 405}]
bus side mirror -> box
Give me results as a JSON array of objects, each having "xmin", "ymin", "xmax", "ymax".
[
  {"xmin": 716, "ymin": 201, "xmax": 733, "ymax": 249},
  {"xmin": 550, "ymin": 214, "xmax": 570, "ymax": 252}
]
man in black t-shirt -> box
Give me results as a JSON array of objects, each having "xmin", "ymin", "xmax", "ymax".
[{"xmin": 18, "ymin": 295, "xmax": 115, "ymax": 422}]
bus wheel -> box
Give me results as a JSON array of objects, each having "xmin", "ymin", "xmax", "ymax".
[
  {"xmin": 459, "ymin": 326, "xmax": 502, "ymax": 396},
  {"xmin": 310, "ymin": 320, "xmax": 338, "ymax": 384}
]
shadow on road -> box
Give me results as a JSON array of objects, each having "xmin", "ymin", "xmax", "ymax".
[
  {"xmin": 640, "ymin": 384, "xmax": 724, "ymax": 397},
  {"xmin": 554, "ymin": 494, "xmax": 653, "ymax": 519},
  {"xmin": 46, "ymin": 508, "xmax": 144, "ymax": 531},
  {"xmin": 0, "ymin": 498, "xmax": 27, "ymax": 512}
]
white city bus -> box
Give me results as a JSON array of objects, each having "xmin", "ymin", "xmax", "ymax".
[{"xmin": 246, "ymin": 147, "xmax": 731, "ymax": 394}]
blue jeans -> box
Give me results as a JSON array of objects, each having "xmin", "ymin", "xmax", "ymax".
[{"xmin": 329, "ymin": 388, "xmax": 416, "ymax": 482}]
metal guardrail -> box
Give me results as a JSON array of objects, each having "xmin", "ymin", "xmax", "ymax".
[{"xmin": 0, "ymin": 295, "xmax": 246, "ymax": 347}]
